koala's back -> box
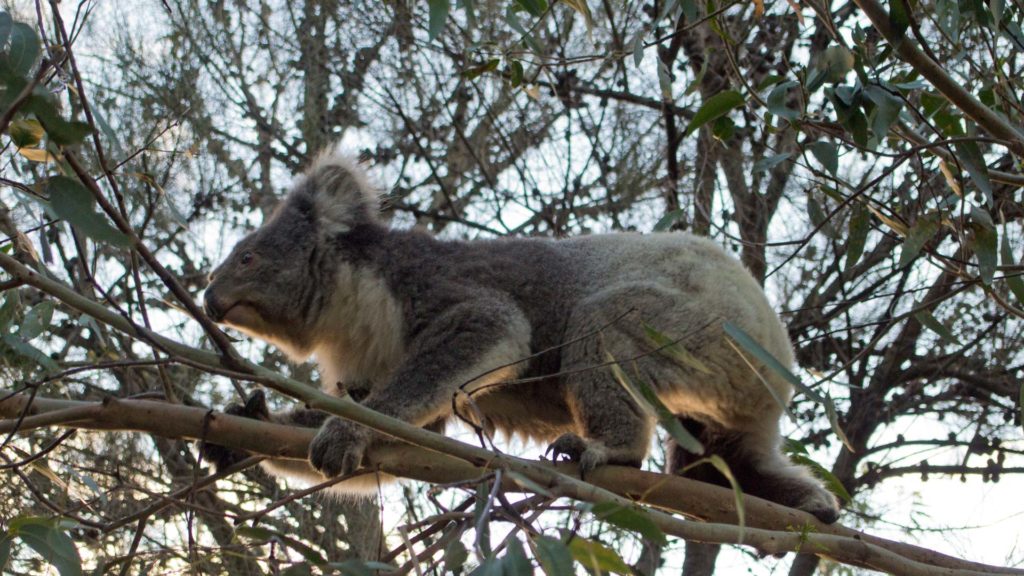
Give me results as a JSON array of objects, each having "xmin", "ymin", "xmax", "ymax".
[{"xmin": 399, "ymin": 231, "xmax": 795, "ymax": 432}]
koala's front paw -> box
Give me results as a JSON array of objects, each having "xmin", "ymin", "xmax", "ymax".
[
  {"xmin": 201, "ymin": 390, "xmax": 270, "ymax": 472},
  {"xmin": 309, "ymin": 417, "xmax": 371, "ymax": 478},
  {"xmin": 546, "ymin": 433, "xmax": 610, "ymax": 478}
]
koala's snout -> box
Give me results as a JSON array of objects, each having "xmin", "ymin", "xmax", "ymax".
[{"xmin": 204, "ymin": 289, "xmax": 226, "ymax": 322}]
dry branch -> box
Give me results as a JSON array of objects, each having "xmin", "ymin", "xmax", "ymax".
[{"xmin": 2, "ymin": 391, "xmax": 1021, "ymax": 576}]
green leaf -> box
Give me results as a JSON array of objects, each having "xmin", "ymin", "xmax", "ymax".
[
  {"xmin": 0, "ymin": 535, "xmax": 11, "ymax": 572},
  {"xmin": 427, "ymin": 0, "xmax": 449, "ymax": 41},
  {"xmin": 605, "ymin": 349, "xmax": 704, "ymax": 453},
  {"xmin": 863, "ymin": 85, "xmax": 903, "ymax": 143},
  {"xmin": 443, "ymin": 538, "xmax": 468, "ymax": 575},
  {"xmin": 25, "ymin": 96, "xmax": 93, "ymax": 146},
  {"xmin": 707, "ymin": 455, "xmax": 744, "ymax": 532},
  {"xmin": 501, "ymin": 539, "xmax": 533, "ymax": 576},
  {"xmin": 999, "ymin": 232, "xmax": 1024, "ymax": 304},
  {"xmin": 326, "ymin": 560, "xmax": 395, "ymax": 575},
  {"xmin": 567, "ymin": 536, "xmax": 630, "ymax": 575},
  {"xmin": 807, "ymin": 193, "xmax": 837, "ymax": 239},
  {"xmin": 46, "ymin": 176, "xmax": 130, "ymax": 247},
  {"xmin": 845, "ymin": 204, "xmax": 870, "ymax": 271},
  {"xmin": 783, "ymin": 441, "xmax": 852, "ymax": 503},
  {"xmin": 515, "ymin": 0, "xmax": 548, "ymax": 17},
  {"xmin": 591, "ymin": 502, "xmax": 667, "ymax": 545},
  {"xmin": 656, "ymin": 60, "xmax": 672, "ymax": 99},
  {"xmin": 469, "ymin": 557, "xmax": 502, "ymax": 576},
  {"xmin": 6, "ymin": 21, "xmax": 39, "ymax": 76},
  {"xmin": 971, "ymin": 206, "xmax": 997, "ymax": 285},
  {"xmin": 824, "ymin": 391, "xmax": 855, "ymax": 452},
  {"xmin": 0, "ymin": 12, "xmax": 13, "ymax": 47},
  {"xmin": 898, "ymin": 214, "xmax": 939, "ymax": 268},
  {"xmin": 533, "ymin": 536, "xmax": 574, "ymax": 576},
  {"xmin": 12, "ymin": 519, "xmax": 82, "ymax": 576},
  {"xmin": 954, "ymin": 140, "xmax": 994, "ymax": 204},
  {"xmin": 914, "ymin": 309, "xmax": 960, "ymax": 345},
  {"xmin": 712, "ymin": 116, "xmax": 734, "ymax": 140},
  {"xmin": 889, "ymin": 0, "xmax": 911, "ymax": 41},
  {"xmin": 643, "ymin": 322, "xmax": 712, "ymax": 374},
  {"xmin": 631, "ymin": 32, "xmax": 644, "ymax": 67},
  {"xmin": 808, "ymin": 141, "xmax": 838, "ymax": 177},
  {"xmin": 722, "ymin": 322, "xmax": 824, "ymax": 403},
  {"xmin": 507, "ymin": 59, "xmax": 524, "ymax": 87},
  {"xmin": 752, "ymin": 152, "xmax": 792, "ymax": 173},
  {"xmin": 684, "ymin": 90, "xmax": 744, "ymax": 136},
  {"xmin": 463, "ymin": 58, "xmax": 500, "ymax": 80},
  {"xmin": 818, "ymin": 45, "xmax": 854, "ymax": 83},
  {"xmin": 2, "ymin": 334, "xmax": 58, "ymax": 372},
  {"xmin": 9, "ymin": 118, "xmax": 44, "ymax": 148},
  {"xmin": 653, "ymin": 209, "xmax": 686, "ymax": 232},
  {"xmin": 20, "ymin": 300, "xmax": 54, "ymax": 340},
  {"xmin": 767, "ymin": 81, "xmax": 800, "ymax": 121}
]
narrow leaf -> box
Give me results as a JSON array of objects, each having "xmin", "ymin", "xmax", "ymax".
[
  {"xmin": 46, "ymin": 176, "xmax": 131, "ymax": 247},
  {"xmin": 723, "ymin": 322, "xmax": 824, "ymax": 403},
  {"xmin": 643, "ymin": 323, "xmax": 713, "ymax": 374},
  {"xmin": 6, "ymin": 21, "xmax": 39, "ymax": 76},
  {"xmin": 591, "ymin": 502, "xmax": 667, "ymax": 545},
  {"xmin": 767, "ymin": 80, "xmax": 800, "ymax": 121},
  {"xmin": 684, "ymin": 90, "xmax": 744, "ymax": 136},
  {"xmin": 567, "ymin": 537, "xmax": 630, "ymax": 575},
  {"xmin": 606, "ymin": 350, "xmax": 704, "ymax": 453},
  {"xmin": 808, "ymin": 141, "xmax": 838, "ymax": 177},
  {"xmin": 914, "ymin": 309, "xmax": 960, "ymax": 345},
  {"xmin": 427, "ymin": 0, "xmax": 450, "ymax": 41},
  {"xmin": 999, "ymin": 232, "xmax": 1024, "ymax": 304},
  {"xmin": 845, "ymin": 204, "xmax": 870, "ymax": 271},
  {"xmin": 971, "ymin": 207, "xmax": 997, "ymax": 285},
  {"xmin": 533, "ymin": 536, "xmax": 574, "ymax": 576},
  {"xmin": 653, "ymin": 209, "xmax": 686, "ymax": 232},
  {"xmin": 898, "ymin": 214, "xmax": 939, "ymax": 268},
  {"xmin": 752, "ymin": 152, "xmax": 792, "ymax": 173},
  {"xmin": 14, "ymin": 522, "xmax": 82, "ymax": 576}
]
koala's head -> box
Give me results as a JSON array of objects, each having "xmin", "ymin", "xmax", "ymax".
[{"xmin": 203, "ymin": 152, "xmax": 380, "ymax": 358}]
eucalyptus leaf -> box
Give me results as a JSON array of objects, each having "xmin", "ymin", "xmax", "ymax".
[
  {"xmin": 591, "ymin": 502, "xmax": 666, "ymax": 545},
  {"xmin": 752, "ymin": 152, "xmax": 792, "ymax": 173},
  {"xmin": 684, "ymin": 90, "xmax": 744, "ymax": 136},
  {"xmin": 533, "ymin": 535, "xmax": 574, "ymax": 576},
  {"xmin": 46, "ymin": 176, "xmax": 130, "ymax": 247},
  {"xmin": 567, "ymin": 536, "xmax": 630, "ymax": 575},
  {"xmin": 427, "ymin": 0, "xmax": 449, "ymax": 41},
  {"xmin": 13, "ymin": 521, "xmax": 82, "ymax": 576}
]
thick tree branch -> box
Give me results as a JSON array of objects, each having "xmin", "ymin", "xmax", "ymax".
[{"xmin": 1, "ymin": 392, "xmax": 1021, "ymax": 576}]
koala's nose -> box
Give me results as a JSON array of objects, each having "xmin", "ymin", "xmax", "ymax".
[{"xmin": 204, "ymin": 290, "xmax": 224, "ymax": 321}]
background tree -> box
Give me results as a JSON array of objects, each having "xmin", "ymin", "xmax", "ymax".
[{"xmin": 1, "ymin": 0, "xmax": 1022, "ymax": 574}]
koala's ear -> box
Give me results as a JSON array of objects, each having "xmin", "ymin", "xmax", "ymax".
[{"xmin": 305, "ymin": 151, "xmax": 380, "ymax": 235}]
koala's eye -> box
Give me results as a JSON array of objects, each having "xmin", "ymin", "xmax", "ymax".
[{"xmin": 240, "ymin": 252, "xmax": 254, "ymax": 266}]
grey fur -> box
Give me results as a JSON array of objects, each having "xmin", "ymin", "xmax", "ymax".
[{"xmin": 204, "ymin": 153, "xmax": 840, "ymax": 523}]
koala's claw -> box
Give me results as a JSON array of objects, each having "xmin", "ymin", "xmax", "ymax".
[
  {"xmin": 201, "ymin": 390, "xmax": 271, "ymax": 472},
  {"xmin": 309, "ymin": 417, "xmax": 370, "ymax": 478},
  {"xmin": 546, "ymin": 433, "xmax": 609, "ymax": 479}
]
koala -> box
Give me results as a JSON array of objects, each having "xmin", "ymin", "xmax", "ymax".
[{"xmin": 202, "ymin": 152, "xmax": 840, "ymax": 524}]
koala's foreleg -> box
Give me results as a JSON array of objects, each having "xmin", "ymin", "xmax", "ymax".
[
  {"xmin": 309, "ymin": 298, "xmax": 532, "ymax": 477},
  {"xmin": 549, "ymin": 298, "xmax": 657, "ymax": 475}
]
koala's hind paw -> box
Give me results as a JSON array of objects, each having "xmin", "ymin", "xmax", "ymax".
[
  {"xmin": 201, "ymin": 390, "xmax": 271, "ymax": 472},
  {"xmin": 796, "ymin": 486, "xmax": 841, "ymax": 524},
  {"xmin": 546, "ymin": 433, "xmax": 610, "ymax": 477},
  {"xmin": 309, "ymin": 416, "xmax": 371, "ymax": 478}
]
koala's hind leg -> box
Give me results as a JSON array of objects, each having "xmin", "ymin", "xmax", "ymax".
[{"xmin": 669, "ymin": 417, "xmax": 840, "ymax": 524}]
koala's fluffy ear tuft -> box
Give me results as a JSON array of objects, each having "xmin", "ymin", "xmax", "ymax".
[{"xmin": 305, "ymin": 150, "xmax": 381, "ymax": 235}]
